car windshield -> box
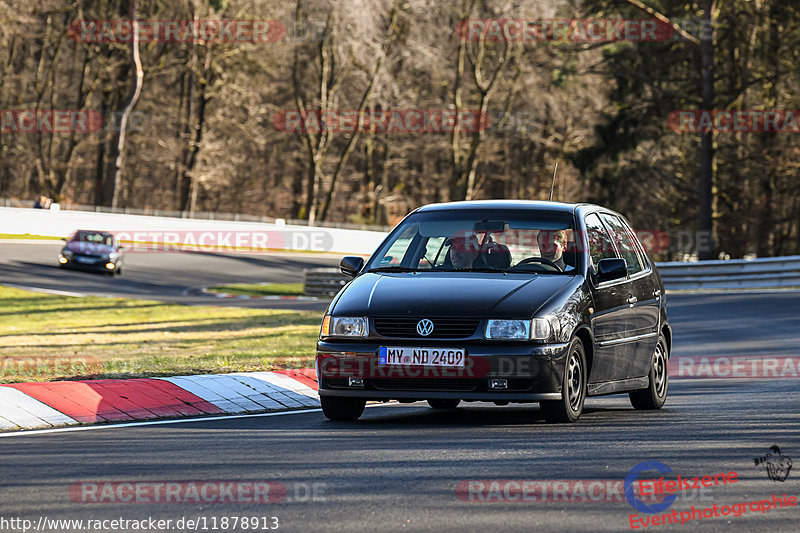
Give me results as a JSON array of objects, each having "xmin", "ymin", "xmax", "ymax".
[
  {"xmin": 366, "ymin": 209, "xmax": 580, "ymax": 274},
  {"xmin": 71, "ymin": 231, "xmax": 114, "ymax": 247}
]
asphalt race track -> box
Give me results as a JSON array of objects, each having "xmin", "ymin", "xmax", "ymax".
[
  {"xmin": 1, "ymin": 242, "xmax": 799, "ymax": 532},
  {"xmin": 0, "ymin": 242, "xmax": 339, "ymax": 310}
]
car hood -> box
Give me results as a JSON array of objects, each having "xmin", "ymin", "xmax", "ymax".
[{"xmin": 331, "ymin": 272, "xmax": 576, "ymax": 318}]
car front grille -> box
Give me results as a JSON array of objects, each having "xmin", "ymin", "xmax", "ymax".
[
  {"xmin": 373, "ymin": 317, "xmax": 481, "ymax": 338},
  {"xmin": 364, "ymin": 378, "xmax": 535, "ymax": 393},
  {"xmin": 369, "ymin": 378, "xmax": 479, "ymax": 392},
  {"xmin": 368, "ymin": 378, "xmax": 479, "ymax": 392}
]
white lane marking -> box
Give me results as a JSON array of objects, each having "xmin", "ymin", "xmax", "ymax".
[
  {"xmin": 1, "ymin": 283, "xmax": 88, "ymax": 297},
  {"xmin": 0, "ymin": 407, "xmax": 327, "ymax": 437},
  {"xmin": 0, "ymin": 387, "xmax": 79, "ymax": 428}
]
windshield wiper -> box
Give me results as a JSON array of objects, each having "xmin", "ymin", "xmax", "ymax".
[
  {"xmin": 439, "ymin": 267, "xmax": 507, "ymax": 273},
  {"xmin": 367, "ymin": 266, "xmax": 420, "ymax": 273}
]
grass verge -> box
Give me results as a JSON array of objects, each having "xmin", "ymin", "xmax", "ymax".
[
  {"xmin": 206, "ymin": 282, "xmax": 305, "ymax": 297},
  {"xmin": 0, "ymin": 233, "xmax": 61, "ymax": 240},
  {"xmin": 0, "ymin": 286, "xmax": 321, "ymax": 383}
]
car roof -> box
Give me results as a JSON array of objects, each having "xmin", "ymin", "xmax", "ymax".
[{"xmin": 412, "ymin": 200, "xmax": 605, "ymax": 215}]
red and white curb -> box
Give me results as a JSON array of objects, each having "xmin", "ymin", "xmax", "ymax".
[{"xmin": 0, "ymin": 369, "xmax": 319, "ymax": 431}]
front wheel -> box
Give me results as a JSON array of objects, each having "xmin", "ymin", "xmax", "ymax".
[
  {"xmin": 540, "ymin": 337, "xmax": 587, "ymax": 423},
  {"xmin": 629, "ymin": 333, "xmax": 669, "ymax": 410},
  {"xmin": 320, "ymin": 396, "xmax": 366, "ymax": 421}
]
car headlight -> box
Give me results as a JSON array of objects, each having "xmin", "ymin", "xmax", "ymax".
[
  {"xmin": 484, "ymin": 318, "xmax": 558, "ymax": 340},
  {"xmin": 320, "ymin": 316, "xmax": 368, "ymax": 338},
  {"xmin": 485, "ymin": 319, "xmax": 531, "ymax": 340},
  {"xmin": 61, "ymin": 249, "xmax": 73, "ymax": 258},
  {"xmin": 108, "ymin": 252, "xmax": 118, "ymax": 261}
]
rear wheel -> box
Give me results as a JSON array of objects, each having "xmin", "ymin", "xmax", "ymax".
[
  {"xmin": 540, "ymin": 337, "xmax": 587, "ymax": 423},
  {"xmin": 629, "ymin": 333, "xmax": 669, "ymax": 410},
  {"xmin": 320, "ymin": 396, "xmax": 366, "ymax": 421},
  {"xmin": 427, "ymin": 399, "xmax": 460, "ymax": 409}
]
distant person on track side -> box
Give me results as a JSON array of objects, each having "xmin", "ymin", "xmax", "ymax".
[{"xmin": 33, "ymin": 195, "xmax": 51, "ymax": 209}]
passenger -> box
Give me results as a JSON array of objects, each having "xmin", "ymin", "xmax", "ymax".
[{"xmin": 449, "ymin": 232, "xmax": 480, "ymax": 269}]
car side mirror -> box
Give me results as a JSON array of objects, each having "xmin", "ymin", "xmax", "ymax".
[
  {"xmin": 340, "ymin": 256, "xmax": 364, "ymax": 278},
  {"xmin": 596, "ymin": 258, "xmax": 627, "ymax": 283}
]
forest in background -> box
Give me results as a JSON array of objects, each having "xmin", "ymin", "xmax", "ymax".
[{"xmin": 1, "ymin": 0, "xmax": 798, "ymax": 260}]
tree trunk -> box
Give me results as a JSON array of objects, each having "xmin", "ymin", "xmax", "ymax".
[
  {"xmin": 698, "ymin": 0, "xmax": 716, "ymax": 260},
  {"xmin": 111, "ymin": 1, "xmax": 144, "ymax": 208}
]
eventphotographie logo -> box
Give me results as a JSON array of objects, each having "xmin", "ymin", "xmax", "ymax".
[{"xmin": 754, "ymin": 446, "xmax": 792, "ymax": 482}]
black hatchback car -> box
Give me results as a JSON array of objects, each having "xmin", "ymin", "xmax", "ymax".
[
  {"xmin": 58, "ymin": 230, "xmax": 124, "ymax": 275},
  {"xmin": 316, "ymin": 201, "xmax": 671, "ymax": 423}
]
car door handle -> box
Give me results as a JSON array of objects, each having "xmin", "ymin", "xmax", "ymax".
[{"xmin": 627, "ymin": 296, "xmax": 638, "ymax": 306}]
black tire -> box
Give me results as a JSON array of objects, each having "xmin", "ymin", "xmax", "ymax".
[
  {"xmin": 320, "ymin": 396, "xmax": 366, "ymax": 421},
  {"xmin": 540, "ymin": 337, "xmax": 587, "ymax": 423},
  {"xmin": 630, "ymin": 333, "xmax": 669, "ymax": 410},
  {"xmin": 427, "ymin": 399, "xmax": 460, "ymax": 409}
]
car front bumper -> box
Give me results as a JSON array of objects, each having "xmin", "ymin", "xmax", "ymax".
[
  {"xmin": 59, "ymin": 256, "xmax": 119, "ymax": 272},
  {"xmin": 315, "ymin": 341, "xmax": 570, "ymax": 402}
]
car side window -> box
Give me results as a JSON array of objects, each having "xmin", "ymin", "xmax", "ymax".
[
  {"xmin": 584, "ymin": 213, "xmax": 618, "ymax": 270},
  {"xmin": 599, "ymin": 214, "xmax": 645, "ymax": 276},
  {"xmin": 378, "ymin": 225, "xmax": 418, "ymax": 265}
]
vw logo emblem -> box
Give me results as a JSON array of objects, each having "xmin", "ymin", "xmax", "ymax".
[{"xmin": 416, "ymin": 319, "xmax": 434, "ymax": 336}]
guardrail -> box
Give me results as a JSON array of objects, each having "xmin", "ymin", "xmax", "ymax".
[
  {"xmin": 304, "ymin": 268, "xmax": 350, "ymax": 297},
  {"xmin": 303, "ymin": 256, "xmax": 800, "ymax": 296},
  {"xmin": 655, "ymin": 255, "xmax": 800, "ymax": 290}
]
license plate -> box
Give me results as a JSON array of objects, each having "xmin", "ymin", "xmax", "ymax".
[
  {"xmin": 378, "ymin": 347, "xmax": 465, "ymax": 367},
  {"xmin": 75, "ymin": 257, "xmax": 96, "ymax": 264}
]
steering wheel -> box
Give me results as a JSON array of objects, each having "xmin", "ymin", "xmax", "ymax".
[{"xmin": 516, "ymin": 257, "xmax": 563, "ymax": 271}]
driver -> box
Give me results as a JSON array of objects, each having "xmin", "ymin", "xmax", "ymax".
[
  {"xmin": 449, "ymin": 232, "xmax": 480, "ymax": 269},
  {"xmin": 537, "ymin": 230, "xmax": 571, "ymax": 271}
]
